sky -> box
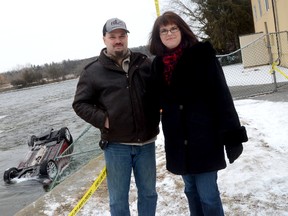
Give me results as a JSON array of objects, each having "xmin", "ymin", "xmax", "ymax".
[
  {"xmin": 0, "ymin": 0, "xmax": 167, "ymax": 73},
  {"xmin": 41, "ymin": 98, "xmax": 288, "ymax": 215}
]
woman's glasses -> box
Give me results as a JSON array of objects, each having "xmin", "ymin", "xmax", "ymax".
[{"xmin": 160, "ymin": 26, "xmax": 179, "ymax": 35}]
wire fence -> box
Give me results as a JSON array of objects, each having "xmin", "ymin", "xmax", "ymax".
[{"xmin": 218, "ymin": 31, "xmax": 288, "ymax": 99}]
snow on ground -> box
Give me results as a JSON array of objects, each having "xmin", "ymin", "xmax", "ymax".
[
  {"xmin": 42, "ymin": 99, "xmax": 288, "ymax": 216},
  {"xmin": 222, "ymin": 64, "xmax": 288, "ymax": 86}
]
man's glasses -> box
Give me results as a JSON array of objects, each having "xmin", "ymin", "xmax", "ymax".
[{"xmin": 160, "ymin": 26, "xmax": 179, "ymax": 35}]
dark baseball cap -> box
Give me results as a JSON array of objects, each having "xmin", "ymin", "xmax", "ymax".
[{"xmin": 103, "ymin": 18, "xmax": 130, "ymax": 36}]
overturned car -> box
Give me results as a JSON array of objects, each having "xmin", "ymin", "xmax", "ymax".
[{"xmin": 3, "ymin": 127, "xmax": 73, "ymax": 184}]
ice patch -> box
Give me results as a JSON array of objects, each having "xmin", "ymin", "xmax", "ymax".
[{"xmin": 0, "ymin": 115, "xmax": 7, "ymax": 119}]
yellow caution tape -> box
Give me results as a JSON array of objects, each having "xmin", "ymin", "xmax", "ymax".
[
  {"xmin": 68, "ymin": 166, "xmax": 107, "ymax": 216},
  {"xmin": 269, "ymin": 62, "xmax": 288, "ymax": 79},
  {"xmin": 154, "ymin": 0, "xmax": 160, "ymax": 17}
]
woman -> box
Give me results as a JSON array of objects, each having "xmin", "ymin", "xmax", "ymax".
[{"xmin": 149, "ymin": 11, "xmax": 248, "ymax": 216}]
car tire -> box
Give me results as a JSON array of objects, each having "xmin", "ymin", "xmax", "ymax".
[
  {"xmin": 3, "ymin": 167, "xmax": 19, "ymax": 184},
  {"xmin": 59, "ymin": 127, "xmax": 73, "ymax": 145},
  {"xmin": 28, "ymin": 135, "xmax": 37, "ymax": 147},
  {"xmin": 40, "ymin": 160, "xmax": 58, "ymax": 180}
]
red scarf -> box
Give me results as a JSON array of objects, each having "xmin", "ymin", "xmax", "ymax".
[{"xmin": 162, "ymin": 45, "xmax": 183, "ymax": 85}]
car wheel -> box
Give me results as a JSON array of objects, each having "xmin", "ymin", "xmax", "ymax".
[
  {"xmin": 28, "ymin": 135, "xmax": 37, "ymax": 147},
  {"xmin": 3, "ymin": 167, "xmax": 19, "ymax": 184},
  {"xmin": 59, "ymin": 127, "xmax": 73, "ymax": 145},
  {"xmin": 40, "ymin": 160, "xmax": 58, "ymax": 179}
]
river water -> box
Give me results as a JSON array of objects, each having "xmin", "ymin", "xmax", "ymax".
[{"xmin": 0, "ymin": 79, "xmax": 101, "ymax": 216}]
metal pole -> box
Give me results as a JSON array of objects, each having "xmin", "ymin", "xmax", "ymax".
[{"xmin": 265, "ymin": 22, "xmax": 277, "ymax": 92}]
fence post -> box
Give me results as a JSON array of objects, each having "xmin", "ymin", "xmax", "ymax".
[{"xmin": 265, "ymin": 22, "xmax": 278, "ymax": 92}]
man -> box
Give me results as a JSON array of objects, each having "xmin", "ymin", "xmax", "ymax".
[{"xmin": 72, "ymin": 18, "xmax": 160, "ymax": 216}]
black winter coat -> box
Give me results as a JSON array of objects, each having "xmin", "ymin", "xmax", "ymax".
[
  {"xmin": 152, "ymin": 41, "xmax": 245, "ymax": 175},
  {"xmin": 73, "ymin": 49, "xmax": 160, "ymax": 143}
]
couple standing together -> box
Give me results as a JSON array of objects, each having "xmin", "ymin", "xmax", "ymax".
[{"xmin": 72, "ymin": 11, "xmax": 248, "ymax": 216}]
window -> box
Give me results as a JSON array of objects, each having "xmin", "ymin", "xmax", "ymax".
[
  {"xmin": 258, "ymin": 0, "xmax": 262, "ymax": 17},
  {"xmin": 264, "ymin": 0, "xmax": 269, "ymax": 11}
]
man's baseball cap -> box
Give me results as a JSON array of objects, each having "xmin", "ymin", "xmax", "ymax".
[{"xmin": 103, "ymin": 18, "xmax": 130, "ymax": 36}]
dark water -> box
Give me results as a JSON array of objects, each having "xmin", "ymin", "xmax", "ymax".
[{"xmin": 0, "ymin": 79, "xmax": 98, "ymax": 216}]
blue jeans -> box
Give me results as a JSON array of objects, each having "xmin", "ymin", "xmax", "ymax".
[
  {"xmin": 182, "ymin": 171, "xmax": 224, "ymax": 216},
  {"xmin": 104, "ymin": 142, "xmax": 157, "ymax": 216}
]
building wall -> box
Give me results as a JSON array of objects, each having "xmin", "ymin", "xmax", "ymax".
[
  {"xmin": 243, "ymin": 0, "xmax": 288, "ymax": 68},
  {"xmin": 251, "ymin": 0, "xmax": 288, "ymax": 33},
  {"xmin": 251, "ymin": 0, "xmax": 273, "ymax": 33},
  {"xmin": 273, "ymin": 0, "xmax": 288, "ymax": 32},
  {"xmin": 240, "ymin": 32, "xmax": 270, "ymax": 68}
]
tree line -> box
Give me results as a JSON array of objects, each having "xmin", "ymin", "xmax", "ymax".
[
  {"xmin": 0, "ymin": 58, "xmax": 94, "ymax": 89},
  {"xmin": 0, "ymin": 46, "xmax": 149, "ymax": 91}
]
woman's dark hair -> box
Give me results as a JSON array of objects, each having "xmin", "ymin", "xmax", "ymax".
[{"xmin": 149, "ymin": 11, "xmax": 199, "ymax": 56}]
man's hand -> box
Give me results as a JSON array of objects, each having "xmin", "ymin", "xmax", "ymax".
[{"xmin": 105, "ymin": 117, "xmax": 109, "ymax": 129}]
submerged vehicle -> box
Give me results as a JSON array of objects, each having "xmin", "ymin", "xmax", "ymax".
[{"xmin": 3, "ymin": 127, "xmax": 73, "ymax": 184}]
